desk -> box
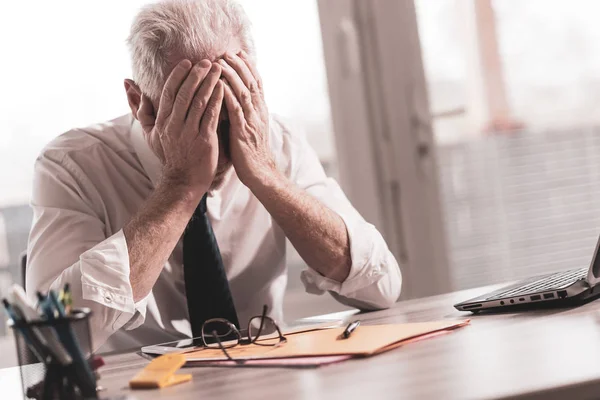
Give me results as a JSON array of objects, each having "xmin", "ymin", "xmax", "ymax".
[{"xmin": 7, "ymin": 284, "xmax": 600, "ymax": 399}]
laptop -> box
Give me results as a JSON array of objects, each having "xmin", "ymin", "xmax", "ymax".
[{"xmin": 454, "ymin": 234, "xmax": 600, "ymax": 312}]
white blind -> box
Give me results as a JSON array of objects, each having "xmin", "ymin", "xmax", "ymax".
[{"xmin": 438, "ymin": 127, "xmax": 600, "ymax": 289}]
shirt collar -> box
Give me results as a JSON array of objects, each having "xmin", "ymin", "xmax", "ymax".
[{"xmin": 130, "ymin": 118, "xmax": 162, "ymax": 186}]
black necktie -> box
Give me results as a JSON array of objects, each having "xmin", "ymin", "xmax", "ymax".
[{"xmin": 183, "ymin": 193, "xmax": 240, "ymax": 338}]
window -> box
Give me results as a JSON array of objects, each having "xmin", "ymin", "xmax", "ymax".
[{"xmin": 416, "ymin": 0, "xmax": 600, "ymax": 289}]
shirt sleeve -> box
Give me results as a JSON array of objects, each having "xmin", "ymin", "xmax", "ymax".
[
  {"xmin": 273, "ymin": 118, "xmax": 402, "ymax": 310},
  {"xmin": 26, "ymin": 150, "xmax": 148, "ymax": 351}
]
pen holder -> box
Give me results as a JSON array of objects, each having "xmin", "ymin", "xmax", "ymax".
[{"xmin": 9, "ymin": 308, "xmax": 97, "ymax": 400}]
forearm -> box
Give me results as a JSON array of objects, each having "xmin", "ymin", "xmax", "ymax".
[
  {"xmin": 248, "ymin": 168, "xmax": 351, "ymax": 282},
  {"xmin": 124, "ymin": 176, "xmax": 204, "ymax": 302},
  {"xmin": 218, "ymin": 51, "xmax": 350, "ymax": 282}
]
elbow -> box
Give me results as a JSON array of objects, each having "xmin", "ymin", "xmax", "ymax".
[
  {"xmin": 343, "ymin": 224, "xmax": 403, "ymax": 310},
  {"xmin": 333, "ymin": 268, "xmax": 402, "ymax": 312},
  {"xmin": 366, "ymin": 279, "xmax": 402, "ymax": 310},
  {"xmin": 374, "ymin": 290, "xmax": 401, "ymax": 310},
  {"xmin": 374, "ymin": 252, "xmax": 403, "ymax": 309},
  {"xmin": 360, "ymin": 266, "xmax": 403, "ymax": 311}
]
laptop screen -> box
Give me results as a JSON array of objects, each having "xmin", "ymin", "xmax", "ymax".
[{"xmin": 586, "ymin": 235, "xmax": 600, "ymax": 286}]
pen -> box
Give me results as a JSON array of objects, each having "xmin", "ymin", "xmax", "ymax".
[
  {"xmin": 2, "ymin": 299, "xmax": 47, "ymax": 362},
  {"xmin": 38, "ymin": 291, "xmax": 97, "ymax": 397},
  {"xmin": 59, "ymin": 284, "xmax": 66, "ymax": 304},
  {"xmin": 8, "ymin": 285, "xmax": 72, "ymax": 366},
  {"xmin": 338, "ymin": 320, "xmax": 361, "ymax": 340},
  {"xmin": 58, "ymin": 283, "xmax": 72, "ymax": 315},
  {"xmin": 48, "ymin": 290, "xmax": 66, "ymax": 318}
]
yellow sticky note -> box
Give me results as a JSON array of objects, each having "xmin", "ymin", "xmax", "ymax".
[{"xmin": 129, "ymin": 354, "xmax": 192, "ymax": 389}]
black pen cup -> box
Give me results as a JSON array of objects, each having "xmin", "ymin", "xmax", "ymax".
[{"xmin": 9, "ymin": 308, "xmax": 97, "ymax": 400}]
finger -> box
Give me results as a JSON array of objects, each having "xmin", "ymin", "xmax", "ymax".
[
  {"xmin": 170, "ymin": 60, "xmax": 212, "ymax": 128},
  {"xmin": 223, "ymin": 52, "xmax": 259, "ymax": 95},
  {"xmin": 218, "ymin": 59, "xmax": 254, "ymax": 115},
  {"xmin": 238, "ymin": 50, "xmax": 263, "ymax": 91},
  {"xmin": 222, "ymin": 82, "xmax": 245, "ymax": 128},
  {"xmin": 199, "ymin": 81, "xmax": 225, "ymax": 138},
  {"xmin": 137, "ymin": 94, "xmax": 156, "ymax": 133},
  {"xmin": 224, "ymin": 52, "xmax": 263, "ymax": 111},
  {"xmin": 236, "ymin": 51, "xmax": 266, "ymax": 112},
  {"xmin": 186, "ymin": 63, "xmax": 222, "ymax": 130},
  {"xmin": 156, "ymin": 59, "xmax": 193, "ymax": 125}
]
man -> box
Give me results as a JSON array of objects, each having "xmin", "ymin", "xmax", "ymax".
[{"xmin": 26, "ymin": 0, "xmax": 401, "ymax": 352}]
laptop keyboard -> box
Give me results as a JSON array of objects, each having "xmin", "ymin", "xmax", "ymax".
[{"xmin": 486, "ymin": 267, "xmax": 587, "ymax": 301}]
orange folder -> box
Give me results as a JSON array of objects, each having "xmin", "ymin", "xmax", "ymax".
[{"xmin": 183, "ymin": 319, "xmax": 469, "ymax": 362}]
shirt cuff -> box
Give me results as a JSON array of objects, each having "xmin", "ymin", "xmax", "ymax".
[
  {"xmin": 80, "ymin": 230, "xmax": 147, "ymax": 328},
  {"xmin": 119, "ymin": 293, "xmax": 150, "ymax": 331},
  {"xmin": 301, "ymin": 211, "xmax": 389, "ymax": 297}
]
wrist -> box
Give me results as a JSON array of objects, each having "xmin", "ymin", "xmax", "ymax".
[
  {"xmin": 242, "ymin": 159, "xmax": 281, "ymax": 191},
  {"xmin": 158, "ymin": 172, "xmax": 208, "ymax": 206}
]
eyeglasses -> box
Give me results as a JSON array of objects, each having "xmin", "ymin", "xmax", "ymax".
[{"xmin": 201, "ymin": 304, "xmax": 287, "ymax": 362}]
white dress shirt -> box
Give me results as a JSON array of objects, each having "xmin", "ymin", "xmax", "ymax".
[{"xmin": 26, "ymin": 114, "xmax": 402, "ymax": 353}]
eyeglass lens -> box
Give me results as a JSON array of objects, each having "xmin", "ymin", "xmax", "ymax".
[
  {"xmin": 248, "ymin": 316, "xmax": 280, "ymax": 345},
  {"xmin": 202, "ymin": 320, "xmax": 239, "ymax": 348}
]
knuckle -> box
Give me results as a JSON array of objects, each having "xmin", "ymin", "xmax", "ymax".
[
  {"xmin": 240, "ymin": 90, "xmax": 252, "ymax": 104},
  {"xmin": 231, "ymin": 103, "xmax": 243, "ymax": 114},
  {"xmin": 175, "ymin": 92, "xmax": 191, "ymax": 106},
  {"xmin": 205, "ymin": 104, "xmax": 220, "ymax": 118},
  {"xmin": 248, "ymin": 81, "xmax": 260, "ymax": 94},
  {"xmin": 192, "ymin": 97, "xmax": 207, "ymax": 111},
  {"xmin": 192, "ymin": 64, "xmax": 208, "ymax": 79},
  {"xmin": 191, "ymin": 63, "xmax": 204, "ymax": 74}
]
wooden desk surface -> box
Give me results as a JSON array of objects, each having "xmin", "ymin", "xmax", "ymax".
[{"xmin": 7, "ymin": 285, "xmax": 600, "ymax": 399}]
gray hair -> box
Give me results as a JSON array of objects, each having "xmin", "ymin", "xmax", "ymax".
[{"xmin": 127, "ymin": 0, "xmax": 254, "ymax": 100}]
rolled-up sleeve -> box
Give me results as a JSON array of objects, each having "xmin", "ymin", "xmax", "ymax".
[
  {"xmin": 275, "ymin": 119, "xmax": 402, "ymax": 310},
  {"xmin": 26, "ymin": 151, "xmax": 147, "ymax": 351}
]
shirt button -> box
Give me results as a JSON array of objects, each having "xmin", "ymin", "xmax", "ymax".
[
  {"xmin": 105, "ymin": 295, "xmax": 112, "ymax": 303},
  {"xmin": 369, "ymin": 268, "xmax": 382, "ymax": 278}
]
